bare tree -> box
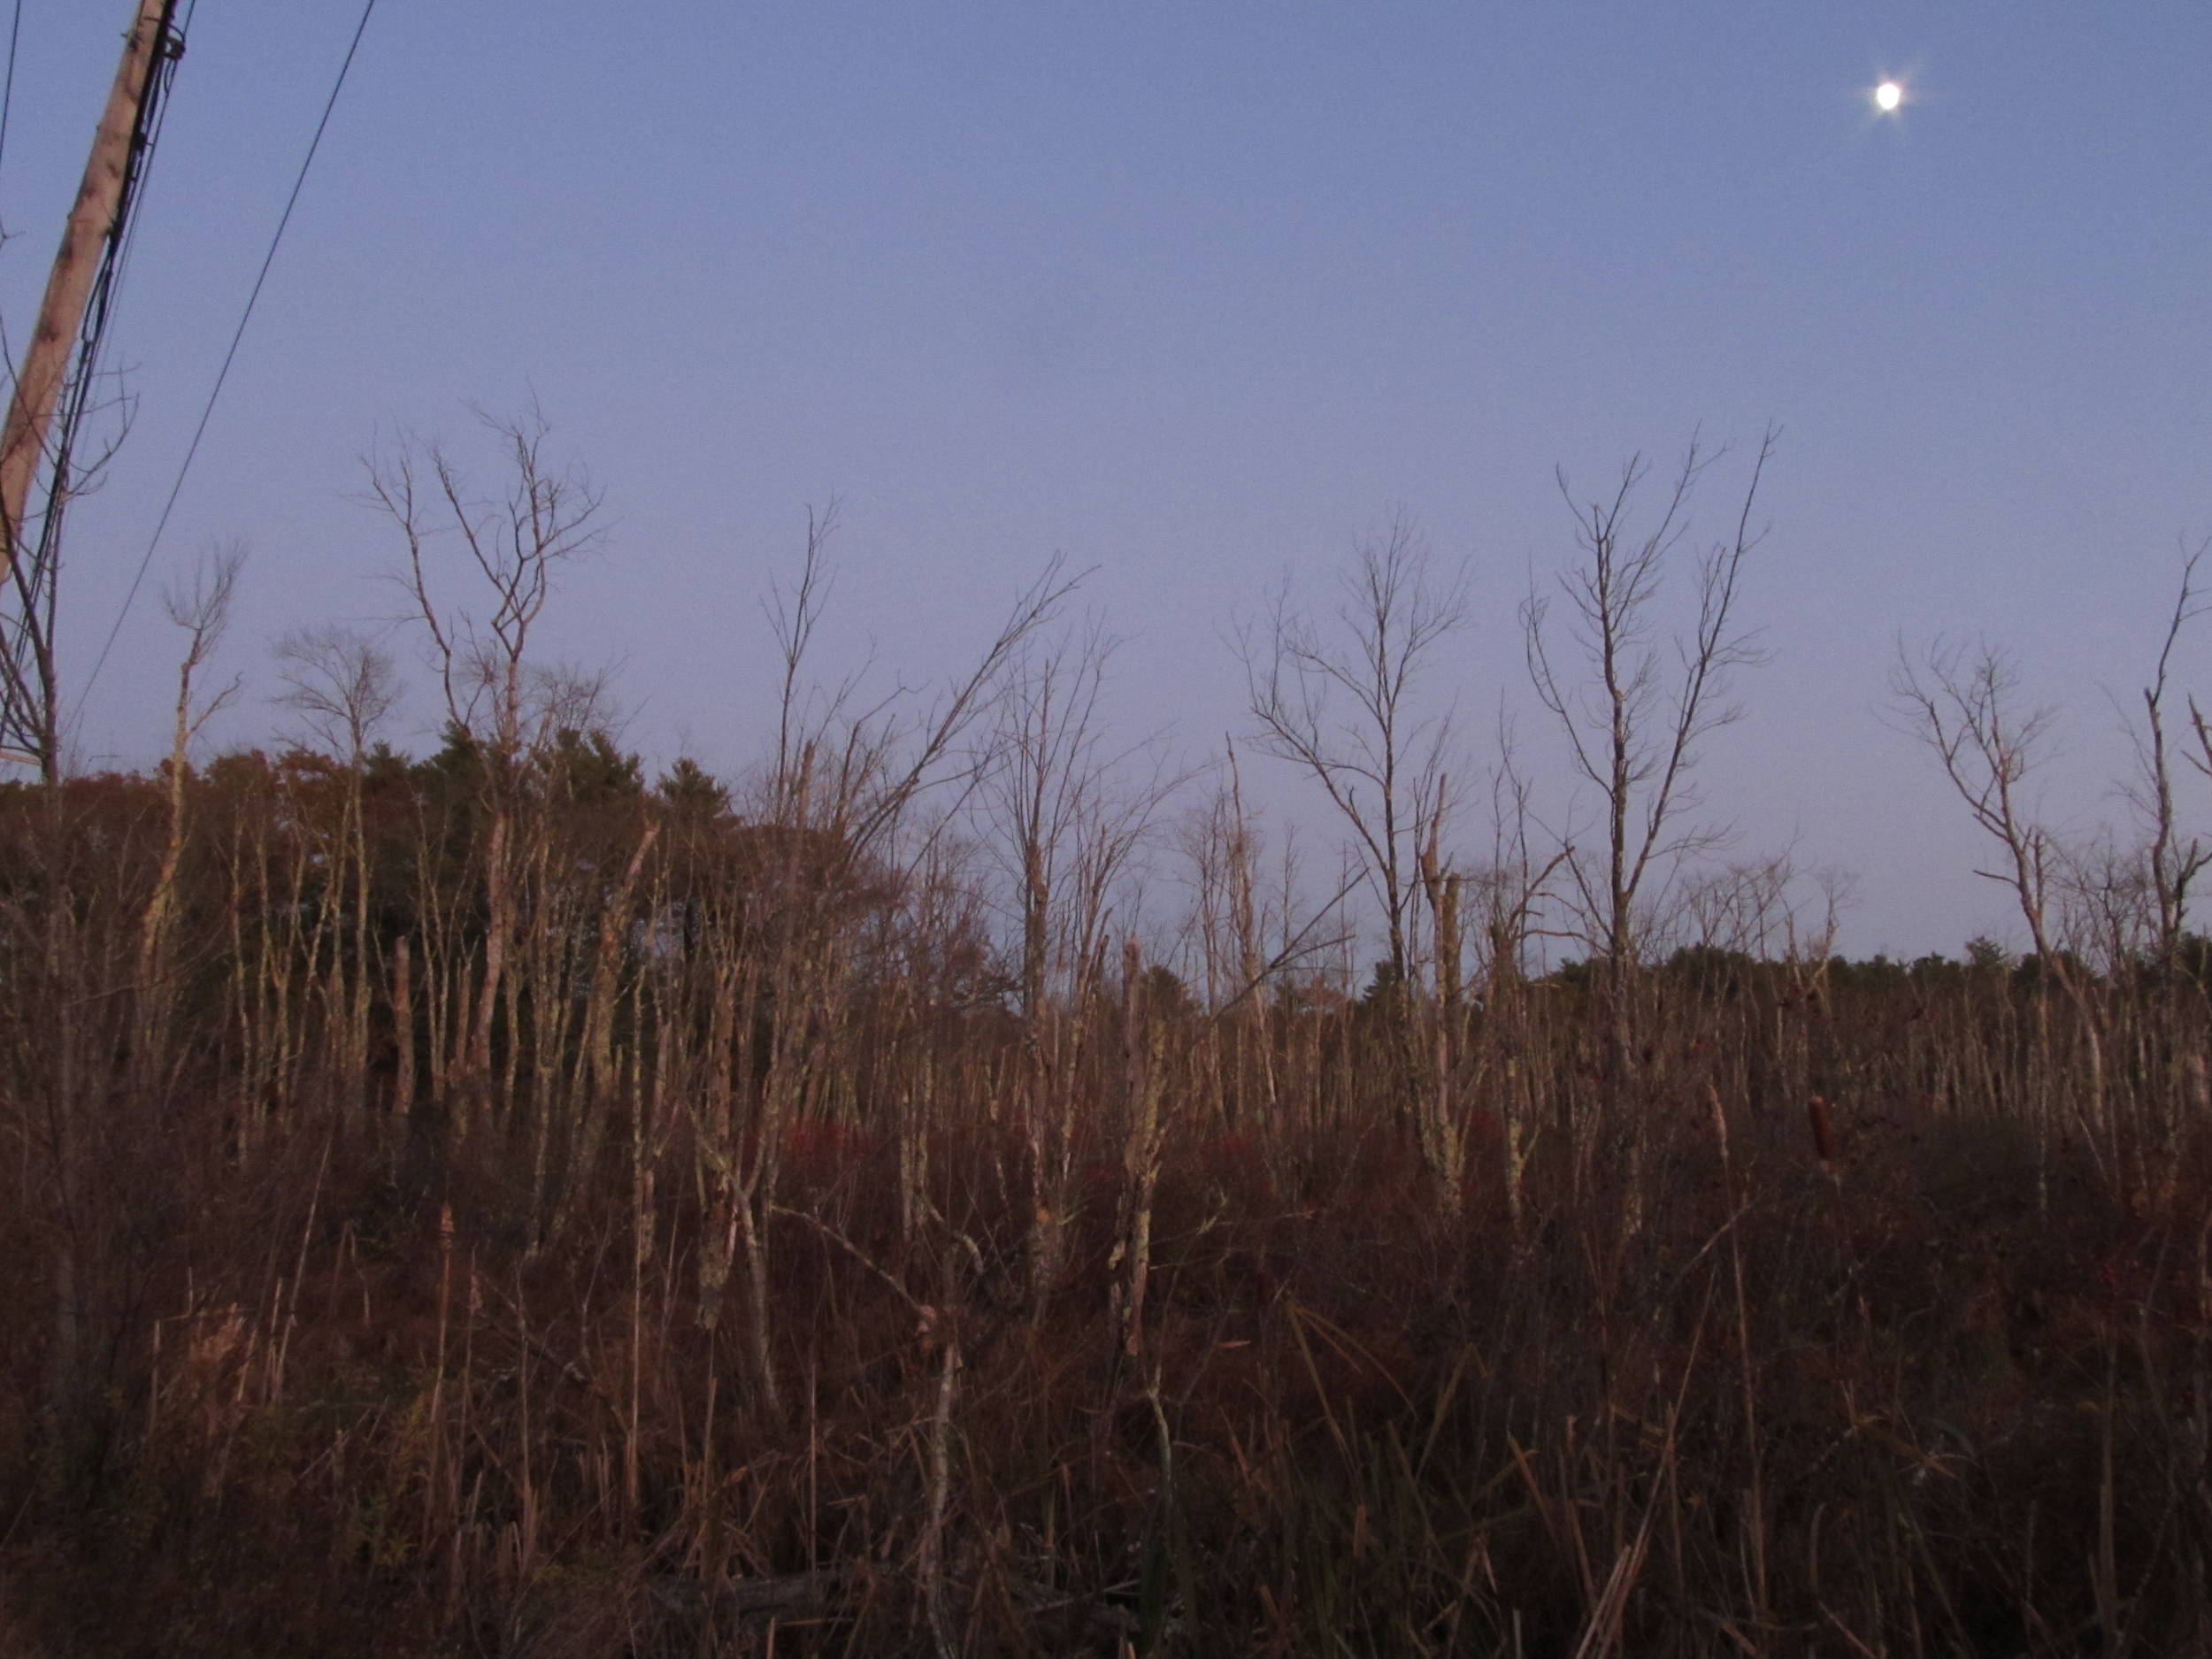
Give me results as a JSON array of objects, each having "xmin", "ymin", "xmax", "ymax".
[
  {"xmin": 2061, "ymin": 833, "xmax": 2159, "ymax": 974},
  {"xmin": 1677, "ymin": 852, "xmax": 1804, "ymax": 960},
  {"xmin": 273, "ymin": 623, "xmax": 403, "ymax": 764},
  {"xmin": 1891, "ymin": 637, "xmax": 2108, "ymax": 1164},
  {"xmin": 159, "ymin": 542, "xmax": 247, "ymax": 744},
  {"xmin": 1178, "ymin": 749, "xmax": 1274, "ymax": 1118},
  {"xmin": 367, "ymin": 411, "xmax": 611, "ymax": 1121},
  {"xmin": 1466, "ymin": 712, "xmax": 1571, "ymax": 1002},
  {"xmin": 1891, "ymin": 640, "xmax": 2066, "ymax": 969},
  {"xmin": 0, "ymin": 381, "xmax": 134, "ymax": 786},
  {"xmin": 368, "ymin": 410, "xmax": 611, "ymax": 766},
  {"xmin": 136, "ymin": 542, "xmax": 245, "ymax": 1085},
  {"xmin": 685, "ymin": 513, "xmax": 1084, "ymax": 1408},
  {"xmin": 1523, "ymin": 428, "xmax": 1776, "ymax": 979},
  {"xmin": 1240, "ymin": 511, "xmax": 1468, "ymax": 987},
  {"xmin": 977, "ymin": 619, "xmax": 1179, "ymax": 1307},
  {"xmin": 272, "ymin": 621, "xmax": 405, "ymax": 1126},
  {"xmin": 981, "ymin": 621, "xmax": 1171, "ymax": 1020},
  {"xmin": 761, "ymin": 495, "xmax": 843, "ymax": 818},
  {"xmin": 758, "ymin": 504, "xmax": 1087, "ymax": 861},
  {"xmin": 2123, "ymin": 541, "xmax": 2210, "ymax": 963}
]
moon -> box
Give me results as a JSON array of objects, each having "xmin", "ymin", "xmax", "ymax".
[{"xmin": 1874, "ymin": 81, "xmax": 1903, "ymax": 112}]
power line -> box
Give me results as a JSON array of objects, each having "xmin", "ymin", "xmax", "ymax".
[
  {"xmin": 30, "ymin": 3, "xmax": 188, "ymax": 612},
  {"xmin": 81, "ymin": 0, "xmax": 379, "ymax": 704},
  {"xmin": 0, "ymin": 0, "xmax": 25, "ymax": 469},
  {"xmin": 0, "ymin": 0, "xmax": 22, "ymax": 196},
  {"xmin": 3, "ymin": 0, "xmax": 186, "ymax": 769}
]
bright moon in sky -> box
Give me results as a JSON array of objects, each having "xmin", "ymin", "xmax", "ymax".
[{"xmin": 1874, "ymin": 81, "xmax": 1903, "ymax": 112}]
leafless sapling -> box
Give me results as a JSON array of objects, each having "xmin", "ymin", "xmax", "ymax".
[
  {"xmin": 1522, "ymin": 428, "xmax": 1777, "ymax": 984},
  {"xmin": 1890, "ymin": 636, "xmax": 2109, "ymax": 1170},
  {"xmin": 367, "ymin": 411, "xmax": 612, "ymax": 1125},
  {"xmin": 2123, "ymin": 540, "xmax": 2210, "ymax": 964},
  {"xmin": 1240, "ymin": 510, "xmax": 1469, "ymax": 991}
]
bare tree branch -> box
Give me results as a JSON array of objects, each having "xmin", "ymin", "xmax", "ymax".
[
  {"xmin": 273, "ymin": 622, "xmax": 402, "ymax": 764},
  {"xmin": 1237, "ymin": 510, "xmax": 1469, "ymax": 984},
  {"xmin": 1522, "ymin": 427, "xmax": 1777, "ymax": 974}
]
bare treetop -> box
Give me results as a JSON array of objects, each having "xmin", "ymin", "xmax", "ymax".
[
  {"xmin": 368, "ymin": 410, "xmax": 611, "ymax": 765},
  {"xmin": 1523, "ymin": 427, "xmax": 1778, "ymax": 973},
  {"xmin": 1239, "ymin": 510, "xmax": 1470, "ymax": 985}
]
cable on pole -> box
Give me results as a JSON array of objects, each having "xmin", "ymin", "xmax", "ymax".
[
  {"xmin": 0, "ymin": 0, "xmax": 24, "ymax": 197},
  {"xmin": 80, "ymin": 0, "xmax": 379, "ymax": 705},
  {"xmin": 0, "ymin": 0, "xmax": 186, "ymax": 766}
]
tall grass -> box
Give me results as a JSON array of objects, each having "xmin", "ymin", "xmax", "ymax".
[{"xmin": 1, "ymin": 753, "xmax": 2208, "ymax": 1656}]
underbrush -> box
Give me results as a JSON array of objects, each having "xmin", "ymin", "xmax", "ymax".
[
  {"xmin": 4, "ymin": 766, "xmax": 2206, "ymax": 1653},
  {"xmin": 5, "ymin": 1094, "xmax": 2208, "ymax": 1658}
]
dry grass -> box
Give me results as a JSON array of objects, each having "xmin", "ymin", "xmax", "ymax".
[{"xmin": 1, "ymin": 761, "xmax": 2208, "ymax": 1656}]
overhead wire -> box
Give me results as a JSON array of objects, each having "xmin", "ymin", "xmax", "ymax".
[
  {"xmin": 80, "ymin": 0, "xmax": 379, "ymax": 705},
  {"xmin": 4, "ymin": 0, "xmax": 185, "ymax": 760},
  {"xmin": 0, "ymin": 0, "xmax": 24, "ymax": 373},
  {"xmin": 0, "ymin": 0, "xmax": 22, "ymax": 196}
]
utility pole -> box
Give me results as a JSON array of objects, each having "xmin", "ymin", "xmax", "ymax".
[{"xmin": 0, "ymin": 0, "xmax": 181, "ymax": 781}]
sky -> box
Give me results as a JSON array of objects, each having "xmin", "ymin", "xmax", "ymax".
[{"xmin": 0, "ymin": 2, "xmax": 2207, "ymax": 961}]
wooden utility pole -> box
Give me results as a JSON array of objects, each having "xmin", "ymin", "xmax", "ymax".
[{"xmin": 0, "ymin": 0, "xmax": 179, "ymax": 780}]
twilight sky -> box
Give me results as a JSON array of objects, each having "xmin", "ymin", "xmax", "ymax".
[{"xmin": 3, "ymin": 2, "xmax": 2208, "ymax": 960}]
